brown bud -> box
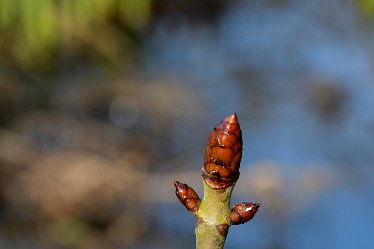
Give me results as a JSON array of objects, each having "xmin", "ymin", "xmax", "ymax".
[
  {"xmin": 202, "ymin": 113, "xmax": 242, "ymax": 189},
  {"xmin": 216, "ymin": 224, "xmax": 229, "ymax": 236},
  {"xmin": 227, "ymin": 202, "xmax": 260, "ymax": 225},
  {"xmin": 174, "ymin": 181, "xmax": 201, "ymax": 213}
]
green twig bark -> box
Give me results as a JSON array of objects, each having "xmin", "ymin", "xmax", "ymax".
[{"xmin": 195, "ymin": 181, "xmax": 234, "ymax": 249}]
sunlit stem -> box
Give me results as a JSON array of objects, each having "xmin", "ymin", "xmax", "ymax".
[{"xmin": 194, "ymin": 181, "xmax": 235, "ymax": 249}]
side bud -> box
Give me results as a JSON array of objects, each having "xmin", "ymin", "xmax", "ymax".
[
  {"xmin": 202, "ymin": 113, "xmax": 242, "ymax": 189},
  {"xmin": 174, "ymin": 181, "xmax": 201, "ymax": 213},
  {"xmin": 227, "ymin": 202, "xmax": 260, "ymax": 225}
]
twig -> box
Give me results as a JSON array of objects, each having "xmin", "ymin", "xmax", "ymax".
[{"xmin": 175, "ymin": 113, "xmax": 260, "ymax": 249}]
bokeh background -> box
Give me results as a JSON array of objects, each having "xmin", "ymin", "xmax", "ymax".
[{"xmin": 1, "ymin": 0, "xmax": 374, "ymax": 248}]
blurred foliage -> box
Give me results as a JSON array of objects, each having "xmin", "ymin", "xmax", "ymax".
[
  {"xmin": 360, "ymin": 0, "xmax": 374, "ymax": 16},
  {"xmin": 0, "ymin": 0, "xmax": 151, "ymax": 72},
  {"xmin": 51, "ymin": 216, "xmax": 91, "ymax": 247}
]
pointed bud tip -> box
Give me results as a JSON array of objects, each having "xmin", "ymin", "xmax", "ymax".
[
  {"xmin": 219, "ymin": 113, "xmax": 241, "ymax": 133},
  {"xmin": 224, "ymin": 113, "xmax": 238, "ymax": 124},
  {"xmin": 174, "ymin": 180, "xmax": 184, "ymax": 189}
]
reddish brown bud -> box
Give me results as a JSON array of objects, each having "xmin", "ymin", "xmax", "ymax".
[
  {"xmin": 216, "ymin": 224, "xmax": 229, "ymax": 236},
  {"xmin": 174, "ymin": 181, "xmax": 201, "ymax": 213},
  {"xmin": 202, "ymin": 113, "xmax": 242, "ymax": 189},
  {"xmin": 227, "ymin": 202, "xmax": 260, "ymax": 225}
]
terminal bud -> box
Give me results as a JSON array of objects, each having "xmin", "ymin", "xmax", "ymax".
[{"xmin": 202, "ymin": 113, "xmax": 242, "ymax": 189}]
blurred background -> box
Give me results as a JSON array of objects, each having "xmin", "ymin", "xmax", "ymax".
[{"xmin": 1, "ymin": 0, "xmax": 374, "ymax": 248}]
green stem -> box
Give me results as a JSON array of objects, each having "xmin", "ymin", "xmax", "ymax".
[{"xmin": 195, "ymin": 181, "xmax": 235, "ymax": 249}]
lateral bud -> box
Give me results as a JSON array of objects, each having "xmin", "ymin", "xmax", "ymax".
[
  {"xmin": 227, "ymin": 202, "xmax": 260, "ymax": 225},
  {"xmin": 174, "ymin": 181, "xmax": 201, "ymax": 213}
]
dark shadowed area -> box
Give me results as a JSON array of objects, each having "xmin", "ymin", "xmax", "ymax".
[{"xmin": 1, "ymin": 0, "xmax": 374, "ymax": 248}]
